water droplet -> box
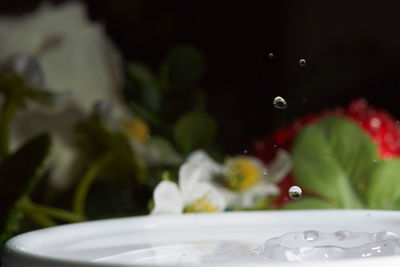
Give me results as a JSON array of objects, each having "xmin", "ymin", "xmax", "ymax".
[
  {"xmin": 273, "ymin": 96, "xmax": 287, "ymax": 109},
  {"xmin": 243, "ymin": 149, "xmax": 248, "ymax": 154},
  {"xmin": 268, "ymin": 53, "xmax": 274, "ymax": 60},
  {"xmin": 335, "ymin": 230, "xmax": 350, "ymax": 241},
  {"xmin": 299, "ymin": 58, "xmax": 306, "ymax": 67},
  {"xmin": 288, "ymin": 185, "xmax": 302, "ymax": 200},
  {"xmin": 304, "ymin": 230, "xmax": 319, "ymax": 241},
  {"xmin": 370, "ymin": 117, "xmax": 381, "ymax": 129},
  {"xmin": 373, "ymin": 159, "xmax": 378, "ymax": 164}
]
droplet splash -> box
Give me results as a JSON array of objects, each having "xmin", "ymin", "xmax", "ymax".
[
  {"xmin": 273, "ymin": 96, "xmax": 287, "ymax": 109},
  {"xmin": 251, "ymin": 230, "xmax": 400, "ymax": 262},
  {"xmin": 288, "ymin": 185, "xmax": 302, "ymax": 200},
  {"xmin": 299, "ymin": 58, "xmax": 306, "ymax": 67}
]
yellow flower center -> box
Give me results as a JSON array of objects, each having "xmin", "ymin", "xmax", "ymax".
[
  {"xmin": 123, "ymin": 118, "xmax": 150, "ymax": 142},
  {"xmin": 184, "ymin": 191, "xmax": 219, "ymax": 213},
  {"xmin": 226, "ymin": 158, "xmax": 261, "ymax": 192}
]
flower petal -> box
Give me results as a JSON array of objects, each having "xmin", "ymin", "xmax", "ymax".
[
  {"xmin": 151, "ymin": 180, "xmax": 184, "ymax": 215},
  {"xmin": 184, "ymin": 182, "xmax": 226, "ymax": 212},
  {"xmin": 267, "ymin": 149, "xmax": 292, "ymax": 183},
  {"xmin": 179, "ymin": 150, "xmax": 225, "ymax": 194},
  {"xmin": 215, "ymin": 181, "xmax": 279, "ymax": 208}
]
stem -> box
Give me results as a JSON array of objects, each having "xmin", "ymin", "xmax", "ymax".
[
  {"xmin": 18, "ymin": 197, "xmax": 85, "ymax": 223},
  {"xmin": 73, "ymin": 154, "xmax": 113, "ymax": 216},
  {"xmin": 0, "ymin": 99, "xmax": 15, "ymax": 158},
  {"xmin": 23, "ymin": 211, "xmax": 57, "ymax": 228}
]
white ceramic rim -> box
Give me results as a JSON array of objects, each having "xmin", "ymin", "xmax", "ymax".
[{"xmin": 3, "ymin": 209, "xmax": 400, "ymax": 267}]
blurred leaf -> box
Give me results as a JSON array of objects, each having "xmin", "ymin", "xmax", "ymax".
[
  {"xmin": 283, "ymin": 197, "xmax": 337, "ymax": 209},
  {"xmin": 292, "ymin": 117, "xmax": 376, "ymax": 208},
  {"xmin": 173, "ymin": 111, "xmax": 216, "ymax": 154},
  {"xmin": 75, "ymin": 115, "xmax": 146, "ymax": 185},
  {"xmin": 0, "ymin": 74, "xmax": 54, "ymax": 108},
  {"xmin": 126, "ymin": 63, "xmax": 162, "ymax": 112},
  {"xmin": 128, "ymin": 102, "xmax": 161, "ymax": 127},
  {"xmin": 150, "ymin": 137, "xmax": 182, "ymax": 165},
  {"xmin": 130, "ymin": 137, "xmax": 182, "ymax": 167},
  {"xmin": 366, "ymin": 159, "xmax": 400, "ymax": 209},
  {"xmin": 0, "ymin": 133, "xmax": 51, "ymax": 243},
  {"xmin": 162, "ymin": 45, "xmax": 205, "ymax": 90},
  {"xmin": 128, "ymin": 63, "xmax": 157, "ymax": 85}
]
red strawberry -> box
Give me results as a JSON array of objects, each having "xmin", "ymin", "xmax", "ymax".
[{"xmin": 251, "ymin": 98, "xmax": 400, "ymax": 207}]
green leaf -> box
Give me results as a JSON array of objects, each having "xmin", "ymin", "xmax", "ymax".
[
  {"xmin": 292, "ymin": 117, "xmax": 377, "ymax": 208},
  {"xmin": 173, "ymin": 111, "xmax": 216, "ymax": 154},
  {"xmin": 283, "ymin": 197, "xmax": 338, "ymax": 209},
  {"xmin": 147, "ymin": 137, "xmax": 183, "ymax": 166},
  {"xmin": 366, "ymin": 159, "xmax": 400, "ymax": 209},
  {"xmin": 128, "ymin": 63, "xmax": 157, "ymax": 85},
  {"xmin": 162, "ymin": 45, "xmax": 205, "ymax": 90},
  {"xmin": 126, "ymin": 63, "xmax": 162, "ymax": 112},
  {"xmin": 0, "ymin": 74, "xmax": 54, "ymax": 108},
  {"xmin": 0, "ymin": 133, "xmax": 51, "ymax": 242}
]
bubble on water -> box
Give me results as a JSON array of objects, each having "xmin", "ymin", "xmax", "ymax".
[
  {"xmin": 273, "ymin": 96, "xmax": 287, "ymax": 109},
  {"xmin": 268, "ymin": 53, "xmax": 274, "ymax": 60},
  {"xmin": 335, "ymin": 230, "xmax": 351, "ymax": 241},
  {"xmin": 288, "ymin": 185, "xmax": 302, "ymax": 200},
  {"xmin": 299, "ymin": 58, "xmax": 306, "ymax": 67},
  {"xmin": 304, "ymin": 230, "xmax": 319, "ymax": 241}
]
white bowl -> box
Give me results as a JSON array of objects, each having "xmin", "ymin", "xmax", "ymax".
[{"xmin": 3, "ymin": 210, "xmax": 400, "ymax": 266}]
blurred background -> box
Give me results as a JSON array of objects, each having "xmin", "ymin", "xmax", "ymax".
[
  {"xmin": 3, "ymin": 0, "xmax": 400, "ymax": 152},
  {"xmin": 2, "ymin": 0, "xmax": 400, "ymax": 244}
]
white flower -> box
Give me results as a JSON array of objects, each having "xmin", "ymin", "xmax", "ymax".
[
  {"xmin": 151, "ymin": 151, "xmax": 226, "ymax": 214},
  {"xmin": 215, "ymin": 149, "xmax": 292, "ymax": 208},
  {"xmin": 0, "ymin": 2, "xmax": 125, "ymax": 189}
]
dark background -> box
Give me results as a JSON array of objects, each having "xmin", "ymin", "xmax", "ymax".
[{"xmin": 2, "ymin": 0, "xmax": 400, "ymax": 153}]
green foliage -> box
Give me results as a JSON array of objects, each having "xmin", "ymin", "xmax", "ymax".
[
  {"xmin": 0, "ymin": 74, "xmax": 54, "ymax": 108},
  {"xmin": 285, "ymin": 117, "xmax": 400, "ymax": 210},
  {"xmin": 173, "ymin": 111, "xmax": 217, "ymax": 154},
  {"xmin": 162, "ymin": 44, "xmax": 205, "ymax": 90},
  {"xmin": 0, "ymin": 134, "xmax": 51, "ymax": 243},
  {"xmin": 75, "ymin": 114, "xmax": 146, "ymax": 185},
  {"xmin": 366, "ymin": 159, "xmax": 400, "ymax": 209}
]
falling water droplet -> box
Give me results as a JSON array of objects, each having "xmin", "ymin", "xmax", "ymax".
[
  {"xmin": 288, "ymin": 185, "xmax": 302, "ymax": 200},
  {"xmin": 268, "ymin": 52, "xmax": 274, "ymax": 60},
  {"xmin": 273, "ymin": 96, "xmax": 287, "ymax": 109},
  {"xmin": 299, "ymin": 58, "xmax": 306, "ymax": 67}
]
